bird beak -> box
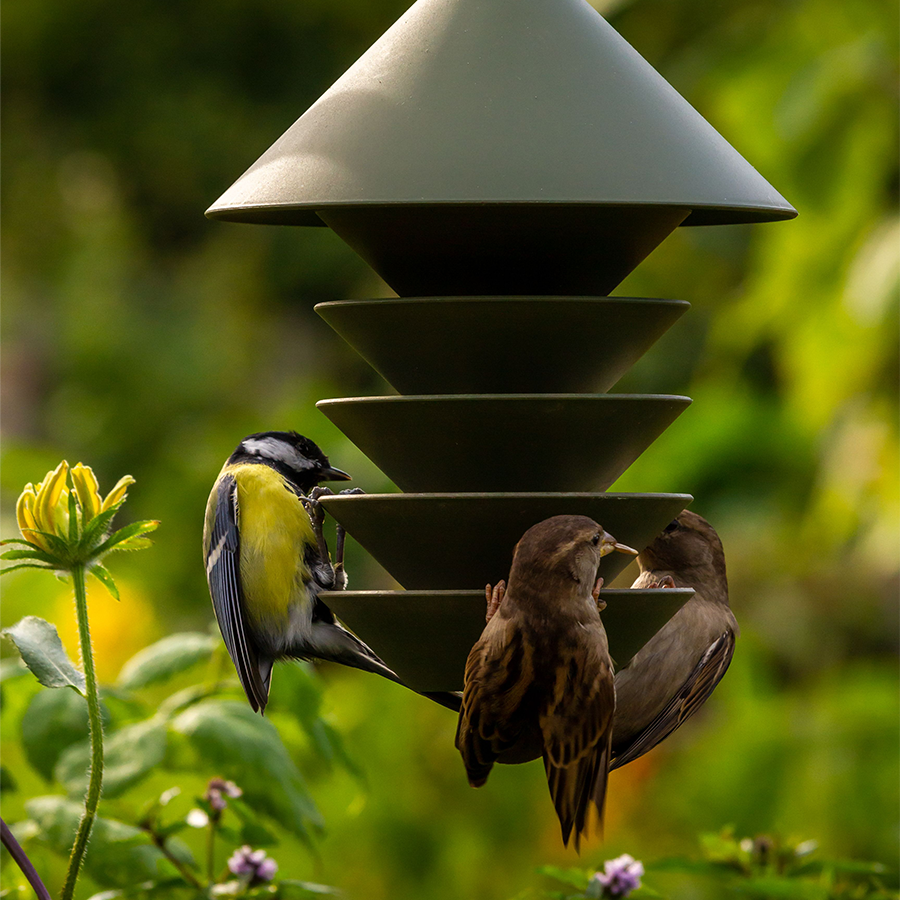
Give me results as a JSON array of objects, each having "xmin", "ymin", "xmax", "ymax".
[
  {"xmin": 321, "ymin": 465, "xmax": 352, "ymax": 482},
  {"xmin": 599, "ymin": 533, "xmax": 639, "ymax": 558}
]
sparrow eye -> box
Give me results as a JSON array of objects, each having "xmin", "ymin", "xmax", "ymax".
[
  {"xmin": 591, "ymin": 533, "xmax": 601, "ymax": 545},
  {"xmin": 664, "ymin": 520, "xmax": 680, "ymax": 533}
]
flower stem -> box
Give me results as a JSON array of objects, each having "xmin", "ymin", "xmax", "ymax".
[
  {"xmin": 61, "ymin": 563, "xmax": 104, "ymax": 900},
  {"xmin": 147, "ymin": 829, "xmax": 205, "ymax": 890},
  {"xmin": 1, "ymin": 817, "xmax": 52, "ymax": 900},
  {"xmin": 206, "ymin": 815, "xmax": 217, "ymax": 883}
]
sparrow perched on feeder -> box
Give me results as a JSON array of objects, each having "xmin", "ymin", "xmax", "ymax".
[
  {"xmin": 610, "ymin": 509, "xmax": 738, "ymax": 770},
  {"xmin": 203, "ymin": 431, "xmax": 460, "ymax": 713},
  {"xmin": 456, "ymin": 515, "xmax": 637, "ymax": 849}
]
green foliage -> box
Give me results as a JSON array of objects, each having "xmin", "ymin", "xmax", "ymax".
[
  {"xmin": 24, "ymin": 795, "xmax": 191, "ymax": 889},
  {"xmin": 21, "ymin": 688, "xmax": 94, "ymax": 781},
  {"xmin": 57, "ymin": 719, "xmax": 168, "ymax": 798},
  {"xmin": 2, "ymin": 630, "xmax": 349, "ymax": 897},
  {"xmin": 170, "ymin": 700, "xmax": 324, "ymax": 841},
  {"xmin": 537, "ymin": 831, "xmax": 895, "ymax": 899},
  {"xmin": 3, "ymin": 616, "xmax": 86, "ymax": 694},
  {"xmin": 117, "ymin": 633, "xmax": 217, "ymax": 691}
]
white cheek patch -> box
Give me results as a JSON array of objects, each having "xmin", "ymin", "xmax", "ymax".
[{"xmin": 242, "ymin": 437, "xmax": 315, "ymax": 471}]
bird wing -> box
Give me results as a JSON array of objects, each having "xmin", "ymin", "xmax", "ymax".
[
  {"xmin": 204, "ymin": 473, "xmax": 271, "ymax": 713},
  {"xmin": 540, "ymin": 632, "xmax": 615, "ymax": 850},
  {"xmin": 610, "ymin": 628, "xmax": 736, "ymax": 770},
  {"xmin": 456, "ymin": 613, "xmax": 538, "ymax": 787}
]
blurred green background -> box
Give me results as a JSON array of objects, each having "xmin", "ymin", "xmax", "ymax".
[{"xmin": 2, "ymin": 0, "xmax": 897, "ymax": 896}]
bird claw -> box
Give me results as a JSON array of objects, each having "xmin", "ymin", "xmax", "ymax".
[
  {"xmin": 307, "ymin": 485, "xmax": 334, "ymax": 504},
  {"xmin": 338, "ymin": 486, "xmax": 366, "ymax": 496},
  {"xmin": 302, "ymin": 487, "xmax": 334, "ymax": 568},
  {"xmin": 485, "ymin": 580, "xmax": 506, "ymax": 622},
  {"xmin": 648, "ymin": 575, "xmax": 676, "ymax": 589},
  {"xmin": 593, "ymin": 577, "xmax": 606, "ymax": 610}
]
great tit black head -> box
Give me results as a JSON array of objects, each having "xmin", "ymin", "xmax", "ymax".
[{"xmin": 228, "ymin": 430, "xmax": 351, "ymax": 495}]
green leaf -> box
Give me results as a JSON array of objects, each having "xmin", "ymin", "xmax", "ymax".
[
  {"xmin": 0, "ymin": 658, "xmax": 28, "ymax": 681},
  {"xmin": 1, "ymin": 764, "xmax": 19, "ymax": 793},
  {"xmin": 732, "ymin": 876, "xmax": 830, "ymax": 899},
  {"xmin": 56, "ymin": 718, "xmax": 167, "ymax": 798},
  {"xmin": 276, "ymin": 881, "xmax": 342, "ymax": 898},
  {"xmin": 170, "ymin": 699, "xmax": 323, "ymax": 841},
  {"xmin": 90, "ymin": 563, "xmax": 120, "ymax": 600},
  {"xmin": 228, "ymin": 796, "xmax": 278, "ymax": 846},
  {"xmin": 2, "ymin": 616, "xmax": 85, "ymax": 694},
  {"xmin": 22, "ymin": 688, "xmax": 93, "ymax": 781},
  {"xmin": 274, "ymin": 663, "xmax": 363, "ymax": 779},
  {"xmin": 796, "ymin": 859, "xmax": 889, "ymax": 876},
  {"xmin": 25, "ymin": 795, "xmax": 194, "ymax": 888},
  {"xmin": 537, "ymin": 866, "xmax": 592, "ymax": 890},
  {"xmin": 95, "ymin": 519, "xmax": 159, "ymax": 556},
  {"xmin": 117, "ymin": 632, "xmax": 218, "ymax": 690},
  {"xmin": 86, "ymin": 879, "xmax": 194, "ymax": 900}
]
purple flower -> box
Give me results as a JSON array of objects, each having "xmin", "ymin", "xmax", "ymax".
[
  {"xmin": 590, "ymin": 854, "xmax": 644, "ymax": 898},
  {"xmin": 228, "ymin": 845, "xmax": 278, "ymax": 884},
  {"xmin": 205, "ymin": 778, "xmax": 242, "ymax": 812}
]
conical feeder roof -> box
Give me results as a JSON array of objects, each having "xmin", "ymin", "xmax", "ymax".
[
  {"xmin": 207, "ymin": 0, "xmax": 795, "ymax": 295},
  {"xmin": 321, "ymin": 588, "xmax": 694, "ymax": 691}
]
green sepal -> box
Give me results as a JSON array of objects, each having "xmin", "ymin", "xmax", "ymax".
[
  {"xmin": 0, "ymin": 562, "xmax": 57, "ymax": 575},
  {"xmin": 68, "ymin": 489, "xmax": 79, "ymax": 543},
  {"xmin": 91, "ymin": 564, "xmax": 120, "ymax": 600},
  {"xmin": 26, "ymin": 529, "xmax": 71, "ymax": 558},
  {"xmin": 95, "ymin": 519, "xmax": 159, "ymax": 556},
  {"xmin": 78, "ymin": 505, "xmax": 122, "ymax": 552},
  {"xmin": 2, "ymin": 548, "xmax": 61, "ymax": 565}
]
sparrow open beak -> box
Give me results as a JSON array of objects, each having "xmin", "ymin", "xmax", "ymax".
[
  {"xmin": 599, "ymin": 533, "xmax": 639, "ymax": 557},
  {"xmin": 322, "ymin": 465, "xmax": 352, "ymax": 482}
]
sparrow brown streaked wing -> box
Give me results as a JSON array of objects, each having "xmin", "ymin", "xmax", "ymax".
[{"xmin": 540, "ymin": 627, "xmax": 615, "ymax": 849}]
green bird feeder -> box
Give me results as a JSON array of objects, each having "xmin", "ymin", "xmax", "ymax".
[{"xmin": 207, "ymin": 0, "xmax": 794, "ymax": 691}]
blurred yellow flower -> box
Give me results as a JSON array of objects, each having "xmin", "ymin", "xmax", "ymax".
[{"xmin": 51, "ymin": 576, "xmax": 161, "ymax": 681}]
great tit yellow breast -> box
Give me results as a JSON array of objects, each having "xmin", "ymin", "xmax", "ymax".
[{"xmin": 230, "ymin": 463, "xmax": 316, "ymax": 627}]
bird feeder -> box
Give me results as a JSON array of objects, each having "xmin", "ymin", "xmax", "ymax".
[{"xmin": 207, "ymin": 0, "xmax": 794, "ymax": 692}]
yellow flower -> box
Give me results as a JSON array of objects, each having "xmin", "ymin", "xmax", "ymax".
[
  {"xmin": 4, "ymin": 460, "xmax": 156, "ymax": 582},
  {"xmin": 16, "ymin": 461, "xmax": 71, "ymax": 553},
  {"xmin": 71, "ymin": 462, "xmax": 135, "ymax": 521}
]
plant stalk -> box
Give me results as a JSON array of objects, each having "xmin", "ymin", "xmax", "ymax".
[
  {"xmin": 61, "ymin": 563, "xmax": 104, "ymax": 900},
  {"xmin": 1, "ymin": 817, "xmax": 52, "ymax": 900},
  {"xmin": 206, "ymin": 814, "xmax": 217, "ymax": 883},
  {"xmin": 147, "ymin": 829, "xmax": 205, "ymax": 890}
]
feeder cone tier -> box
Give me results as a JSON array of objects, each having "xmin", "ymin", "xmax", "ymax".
[
  {"xmin": 320, "ymin": 588, "xmax": 695, "ymax": 693},
  {"xmin": 207, "ymin": 0, "xmax": 795, "ymax": 296}
]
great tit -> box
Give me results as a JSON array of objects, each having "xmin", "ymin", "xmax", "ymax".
[
  {"xmin": 457, "ymin": 515, "xmax": 637, "ymax": 850},
  {"xmin": 609, "ymin": 509, "xmax": 737, "ymax": 769},
  {"xmin": 203, "ymin": 431, "xmax": 461, "ymax": 714}
]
